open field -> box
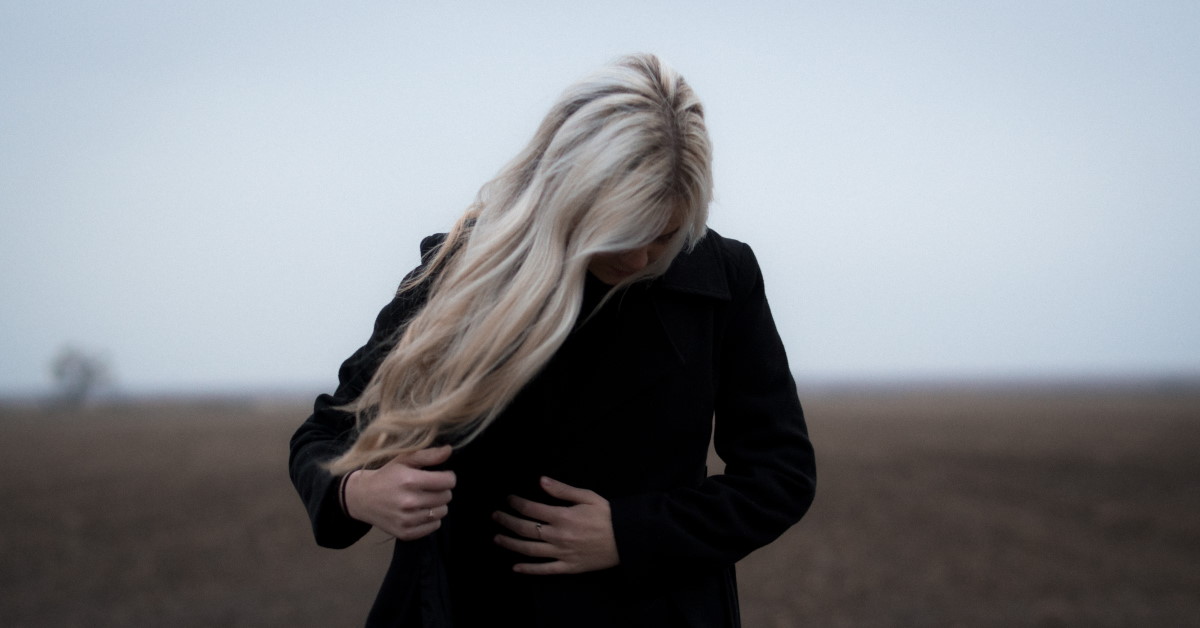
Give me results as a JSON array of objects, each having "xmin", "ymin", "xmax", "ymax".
[{"xmin": 2, "ymin": 383, "xmax": 1198, "ymax": 627}]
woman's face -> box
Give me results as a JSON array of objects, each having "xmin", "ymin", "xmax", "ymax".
[{"xmin": 588, "ymin": 211, "xmax": 685, "ymax": 285}]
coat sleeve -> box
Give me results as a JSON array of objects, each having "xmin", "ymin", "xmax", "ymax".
[
  {"xmin": 287, "ymin": 235, "xmax": 443, "ymax": 549},
  {"xmin": 610, "ymin": 241, "xmax": 817, "ymax": 573}
]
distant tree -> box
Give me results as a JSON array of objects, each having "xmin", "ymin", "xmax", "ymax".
[{"xmin": 49, "ymin": 346, "xmax": 112, "ymax": 406}]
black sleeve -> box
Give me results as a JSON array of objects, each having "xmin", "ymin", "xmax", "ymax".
[
  {"xmin": 610, "ymin": 242, "xmax": 817, "ymax": 571},
  {"xmin": 287, "ymin": 236, "xmax": 443, "ymax": 549}
]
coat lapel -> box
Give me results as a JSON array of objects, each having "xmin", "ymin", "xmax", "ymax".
[
  {"xmin": 547, "ymin": 231, "xmax": 732, "ymax": 429},
  {"xmin": 647, "ymin": 230, "xmax": 732, "ymax": 367}
]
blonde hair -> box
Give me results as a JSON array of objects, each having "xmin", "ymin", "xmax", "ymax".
[{"xmin": 328, "ymin": 53, "xmax": 712, "ymax": 473}]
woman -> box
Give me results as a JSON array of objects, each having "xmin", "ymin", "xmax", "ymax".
[{"xmin": 289, "ymin": 53, "xmax": 816, "ymax": 627}]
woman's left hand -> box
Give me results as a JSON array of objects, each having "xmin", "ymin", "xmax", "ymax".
[{"xmin": 492, "ymin": 476, "xmax": 619, "ymax": 575}]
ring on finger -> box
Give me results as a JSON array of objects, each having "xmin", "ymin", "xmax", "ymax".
[
  {"xmin": 428, "ymin": 508, "xmax": 435, "ymax": 520},
  {"xmin": 535, "ymin": 523, "xmax": 543, "ymax": 540}
]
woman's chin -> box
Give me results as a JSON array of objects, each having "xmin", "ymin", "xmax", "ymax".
[{"xmin": 593, "ymin": 269, "xmax": 635, "ymax": 285}]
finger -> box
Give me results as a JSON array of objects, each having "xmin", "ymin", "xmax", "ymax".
[
  {"xmin": 507, "ymin": 495, "xmax": 560, "ymax": 524},
  {"xmin": 539, "ymin": 476, "xmax": 601, "ymax": 505},
  {"xmin": 492, "ymin": 510, "xmax": 542, "ymax": 540},
  {"xmin": 417, "ymin": 504, "xmax": 448, "ymax": 521},
  {"xmin": 411, "ymin": 469, "xmax": 456, "ymax": 492},
  {"xmin": 390, "ymin": 519, "xmax": 441, "ymax": 542},
  {"xmin": 401, "ymin": 445, "xmax": 454, "ymax": 469},
  {"xmin": 493, "ymin": 533, "xmax": 557, "ymax": 558},
  {"xmin": 397, "ymin": 490, "xmax": 452, "ymax": 517},
  {"xmin": 422, "ymin": 489, "xmax": 453, "ymax": 507},
  {"xmin": 398, "ymin": 501, "xmax": 451, "ymax": 527},
  {"xmin": 513, "ymin": 560, "xmax": 572, "ymax": 576}
]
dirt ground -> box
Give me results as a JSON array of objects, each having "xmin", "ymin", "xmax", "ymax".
[{"xmin": 2, "ymin": 382, "xmax": 1198, "ymax": 627}]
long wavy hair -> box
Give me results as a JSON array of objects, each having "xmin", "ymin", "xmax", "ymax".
[{"xmin": 327, "ymin": 53, "xmax": 713, "ymax": 473}]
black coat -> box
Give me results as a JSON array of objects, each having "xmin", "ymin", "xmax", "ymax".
[{"xmin": 289, "ymin": 230, "xmax": 817, "ymax": 627}]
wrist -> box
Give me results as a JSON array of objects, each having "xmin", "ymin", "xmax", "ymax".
[{"xmin": 340, "ymin": 469, "xmax": 361, "ymax": 520}]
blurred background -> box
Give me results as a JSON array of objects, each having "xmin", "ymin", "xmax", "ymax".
[
  {"xmin": 3, "ymin": 1, "xmax": 1198, "ymax": 398},
  {"xmin": 2, "ymin": 3, "xmax": 1199, "ymax": 627}
]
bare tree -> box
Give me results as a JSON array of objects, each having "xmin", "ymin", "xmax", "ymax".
[{"xmin": 49, "ymin": 346, "xmax": 112, "ymax": 406}]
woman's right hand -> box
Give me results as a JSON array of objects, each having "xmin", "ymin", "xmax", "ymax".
[{"xmin": 343, "ymin": 445, "xmax": 456, "ymax": 540}]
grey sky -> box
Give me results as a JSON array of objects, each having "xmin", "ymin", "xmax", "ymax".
[{"xmin": 3, "ymin": 2, "xmax": 1198, "ymax": 395}]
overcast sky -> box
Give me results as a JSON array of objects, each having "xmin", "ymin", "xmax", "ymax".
[{"xmin": 2, "ymin": 2, "xmax": 1198, "ymax": 396}]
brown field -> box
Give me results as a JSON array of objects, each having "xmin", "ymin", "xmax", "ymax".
[{"xmin": 2, "ymin": 383, "xmax": 1198, "ymax": 627}]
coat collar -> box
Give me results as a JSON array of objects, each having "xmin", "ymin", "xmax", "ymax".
[{"xmin": 652, "ymin": 229, "xmax": 731, "ymax": 301}]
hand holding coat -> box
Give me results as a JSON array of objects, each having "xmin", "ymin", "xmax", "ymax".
[{"xmin": 492, "ymin": 475, "xmax": 620, "ymax": 575}]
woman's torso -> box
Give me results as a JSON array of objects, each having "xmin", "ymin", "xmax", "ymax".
[{"xmin": 440, "ymin": 272, "xmax": 720, "ymax": 627}]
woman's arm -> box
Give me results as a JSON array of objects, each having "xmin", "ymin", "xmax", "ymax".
[
  {"xmin": 609, "ymin": 241, "xmax": 817, "ymax": 573},
  {"xmin": 287, "ymin": 291, "xmax": 421, "ymax": 548},
  {"xmin": 288, "ymin": 235, "xmax": 448, "ymax": 548}
]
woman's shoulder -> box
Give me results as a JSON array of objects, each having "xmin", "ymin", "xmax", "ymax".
[
  {"xmin": 658, "ymin": 228, "xmax": 762, "ymax": 300},
  {"xmin": 418, "ymin": 232, "xmax": 449, "ymax": 260},
  {"xmin": 698, "ymin": 228, "xmax": 759, "ymax": 268}
]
